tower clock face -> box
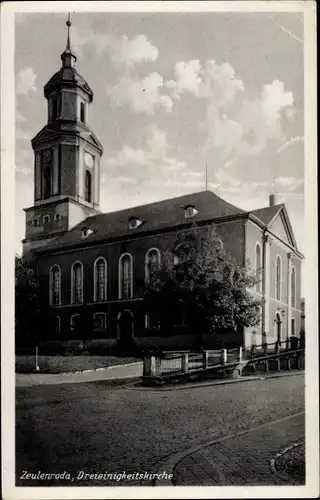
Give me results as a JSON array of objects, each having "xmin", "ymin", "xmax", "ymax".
[
  {"xmin": 84, "ymin": 152, "xmax": 94, "ymax": 168},
  {"xmin": 43, "ymin": 149, "xmax": 52, "ymax": 163}
]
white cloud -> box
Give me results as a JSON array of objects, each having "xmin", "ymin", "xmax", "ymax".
[
  {"xmin": 104, "ymin": 124, "xmax": 202, "ymax": 191},
  {"xmin": 16, "ymin": 67, "xmax": 37, "ymax": 96},
  {"xmin": 204, "ymin": 79, "xmax": 294, "ymax": 163},
  {"xmin": 166, "ymin": 59, "xmax": 244, "ymax": 106},
  {"xmin": 107, "ymin": 73, "xmax": 173, "ymax": 115},
  {"xmin": 71, "ymin": 28, "xmax": 158, "ymax": 68}
]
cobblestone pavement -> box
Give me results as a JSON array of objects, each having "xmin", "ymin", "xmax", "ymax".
[
  {"xmin": 173, "ymin": 413, "xmax": 304, "ymax": 485},
  {"xmin": 16, "ymin": 373, "xmax": 304, "ymax": 487}
]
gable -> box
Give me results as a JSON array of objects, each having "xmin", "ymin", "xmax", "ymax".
[{"xmin": 269, "ymin": 210, "xmax": 295, "ymax": 247}]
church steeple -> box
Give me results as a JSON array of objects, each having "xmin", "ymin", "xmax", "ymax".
[
  {"xmin": 60, "ymin": 13, "xmax": 77, "ymax": 69},
  {"xmin": 23, "ymin": 16, "xmax": 103, "ymax": 256}
]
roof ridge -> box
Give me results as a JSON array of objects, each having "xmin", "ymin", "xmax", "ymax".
[{"xmin": 86, "ymin": 190, "xmax": 244, "ymax": 222}]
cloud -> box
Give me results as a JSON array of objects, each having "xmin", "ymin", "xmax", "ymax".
[
  {"xmin": 104, "ymin": 124, "xmax": 204, "ymax": 191},
  {"xmin": 166, "ymin": 59, "xmax": 244, "ymax": 106},
  {"xmin": 107, "ymin": 73, "xmax": 173, "ymax": 115},
  {"xmin": 71, "ymin": 28, "xmax": 158, "ymax": 68},
  {"xmin": 273, "ymin": 176, "xmax": 304, "ymax": 193},
  {"xmin": 16, "ymin": 67, "xmax": 37, "ymax": 96},
  {"xmin": 204, "ymin": 79, "xmax": 294, "ymax": 163}
]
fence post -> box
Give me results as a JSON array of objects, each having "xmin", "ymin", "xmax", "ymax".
[
  {"xmin": 143, "ymin": 355, "xmax": 161, "ymax": 378},
  {"xmin": 35, "ymin": 345, "xmax": 40, "ymax": 372},
  {"xmin": 182, "ymin": 353, "xmax": 189, "ymax": 373},
  {"xmin": 287, "ymin": 354, "xmax": 291, "ymax": 371},
  {"xmin": 203, "ymin": 351, "xmax": 209, "ymax": 369},
  {"xmin": 238, "ymin": 347, "xmax": 242, "ymax": 363},
  {"xmin": 251, "ymin": 345, "xmax": 256, "ymax": 373},
  {"xmin": 220, "ymin": 349, "xmax": 227, "ymax": 376}
]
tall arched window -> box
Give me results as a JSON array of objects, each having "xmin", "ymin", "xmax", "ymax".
[
  {"xmin": 255, "ymin": 243, "xmax": 262, "ymax": 293},
  {"xmin": 80, "ymin": 102, "xmax": 85, "ymax": 123},
  {"xmin": 43, "ymin": 165, "xmax": 51, "ymax": 199},
  {"xmin": 85, "ymin": 170, "xmax": 92, "ymax": 203},
  {"xmin": 291, "ymin": 266, "xmax": 296, "ymax": 308},
  {"xmin": 71, "ymin": 262, "xmax": 83, "ymax": 304},
  {"xmin": 119, "ymin": 254, "xmax": 133, "ymax": 299},
  {"xmin": 94, "ymin": 257, "xmax": 107, "ymax": 302},
  {"xmin": 49, "ymin": 265, "xmax": 61, "ymax": 305},
  {"xmin": 93, "ymin": 312, "xmax": 106, "ymax": 332},
  {"xmin": 275, "ymin": 256, "xmax": 282, "ymax": 300},
  {"xmin": 145, "ymin": 248, "xmax": 161, "ymax": 282}
]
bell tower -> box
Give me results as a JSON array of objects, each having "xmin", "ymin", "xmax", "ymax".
[{"xmin": 23, "ymin": 14, "xmax": 103, "ymax": 255}]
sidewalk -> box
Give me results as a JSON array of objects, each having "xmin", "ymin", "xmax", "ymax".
[
  {"xmin": 156, "ymin": 412, "xmax": 304, "ymax": 486},
  {"xmin": 16, "ymin": 361, "xmax": 143, "ymax": 387}
]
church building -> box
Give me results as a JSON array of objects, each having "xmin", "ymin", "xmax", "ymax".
[{"xmin": 22, "ymin": 20, "xmax": 304, "ymax": 349}]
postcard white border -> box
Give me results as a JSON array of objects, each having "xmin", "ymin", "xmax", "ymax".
[{"xmin": 1, "ymin": 1, "xmax": 318, "ymax": 499}]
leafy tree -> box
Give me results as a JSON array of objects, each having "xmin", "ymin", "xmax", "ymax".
[
  {"xmin": 15, "ymin": 255, "xmax": 40, "ymax": 350},
  {"xmin": 143, "ymin": 224, "xmax": 262, "ymax": 340}
]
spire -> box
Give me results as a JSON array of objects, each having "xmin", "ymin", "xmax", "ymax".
[{"xmin": 61, "ymin": 12, "xmax": 77, "ymax": 68}]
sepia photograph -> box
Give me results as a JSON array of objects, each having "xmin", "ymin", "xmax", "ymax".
[{"xmin": 1, "ymin": 1, "xmax": 318, "ymax": 499}]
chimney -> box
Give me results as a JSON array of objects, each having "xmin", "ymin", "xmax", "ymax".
[{"xmin": 269, "ymin": 194, "xmax": 276, "ymax": 206}]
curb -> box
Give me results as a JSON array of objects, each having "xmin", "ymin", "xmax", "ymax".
[
  {"xmin": 17, "ymin": 361, "xmax": 142, "ymax": 377},
  {"xmin": 128, "ymin": 370, "xmax": 304, "ymax": 392},
  {"xmin": 270, "ymin": 441, "xmax": 304, "ymax": 475},
  {"xmin": 154, "ymin": 411, "xmax": 304, "ymax": 486}
]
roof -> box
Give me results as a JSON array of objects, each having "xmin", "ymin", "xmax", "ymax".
[
  {"xmin": 37, "ymin": 191, "xmax": 245, "ymax": 253},
  {"xmin": 44, "ymin": 67, "xmax": 93, "ymax": 101},
  {"xmin": 250, "ymin": 204, "xmax": 283, "ymax": 225}
]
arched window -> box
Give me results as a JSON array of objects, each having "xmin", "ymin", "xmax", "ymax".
[
  {"xmin": 94, "ymin": 257, "xmax": 107, "ymax": 302},
  {"xmin": 291, "ymin": 267, "xmax": 296, "ymax": 308},
  {"xmin": 275, "ymin": 256, "xmax": 282, "ymax": 300},
  {"xmin": 255, "ymin": 243, "xmax": 262, "ymax": 293},
  {"xmin": 70, "ymin": 314, "xmax": 80, "ymax": 332},
  {"xmin": 71, "ymin": 262, "xmax": 83, "ymax": 304},
  {"xmin": 80, "ymin": 102, "xmax": 85, "ymax": 123},
  {"xmin": 49, "ymin": 265, "xmax": 61, "ymax": 305},
  {"xmin": 145, "ymin": 248, "xmax": 160, "ymax": 282},
  {"xmin": 85, "ymin": 170, "xmax": 92, "ymax": 203},
  {"xmin": 119, "ymin": 254, "xmax": 133, "ymax": 299},
  {"xmin": 291, "ymin": 318, "xmax": 296, "ymax": 336},
  {"xmin": 43, "ymin": 165, "xmax": 51, "ymax": 199},
  {"xmin": 93, "ymin": 313, "xmax": 106, "ymax": 332}
]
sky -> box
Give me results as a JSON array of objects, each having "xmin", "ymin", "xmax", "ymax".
[{"xmin": 15, "ymin": 11, "xmax": 304, "ymax": 257}]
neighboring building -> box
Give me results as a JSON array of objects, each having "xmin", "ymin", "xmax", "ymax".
[{"xmin": 22, "ymin": 22, "xmax": 304, "ymax": 349}]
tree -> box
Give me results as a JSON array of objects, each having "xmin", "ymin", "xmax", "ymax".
[
  {"xmin": 143, "ymin": 224, "xmax": 262, "ymax": 341},
  {"xmin": 15, "ymin": 255, "xmax": 40, "ymax": 351}
]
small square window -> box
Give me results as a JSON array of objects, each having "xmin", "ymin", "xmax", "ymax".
[
  {"xmin": 32, "ymin": 218, "xmax": 40, "ymax": 227},
  {"xmin": 43, "ymin": 215, "xmax": 50, "ymax": 224},
  {"xmin": 54, "ymin": 213, "xmax": 61, "ymax": 222}
]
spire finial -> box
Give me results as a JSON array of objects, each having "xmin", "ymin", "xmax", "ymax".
[
  {"xmin": 61, "ymin": 12, "xmax": 77, "ymax": 67},
  {"xmin": 66, "ymin": 12, "xmax": 71, "ymax": 51}
]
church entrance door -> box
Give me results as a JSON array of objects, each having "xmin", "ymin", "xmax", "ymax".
[{"xmin": 118, "ymin": 310, "xmax": 134, "ymax": 341}]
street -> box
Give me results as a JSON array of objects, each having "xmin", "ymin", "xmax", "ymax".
[{"xmin": 16, "ymin": 374, "xmax": 304, "ymax": 486}]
